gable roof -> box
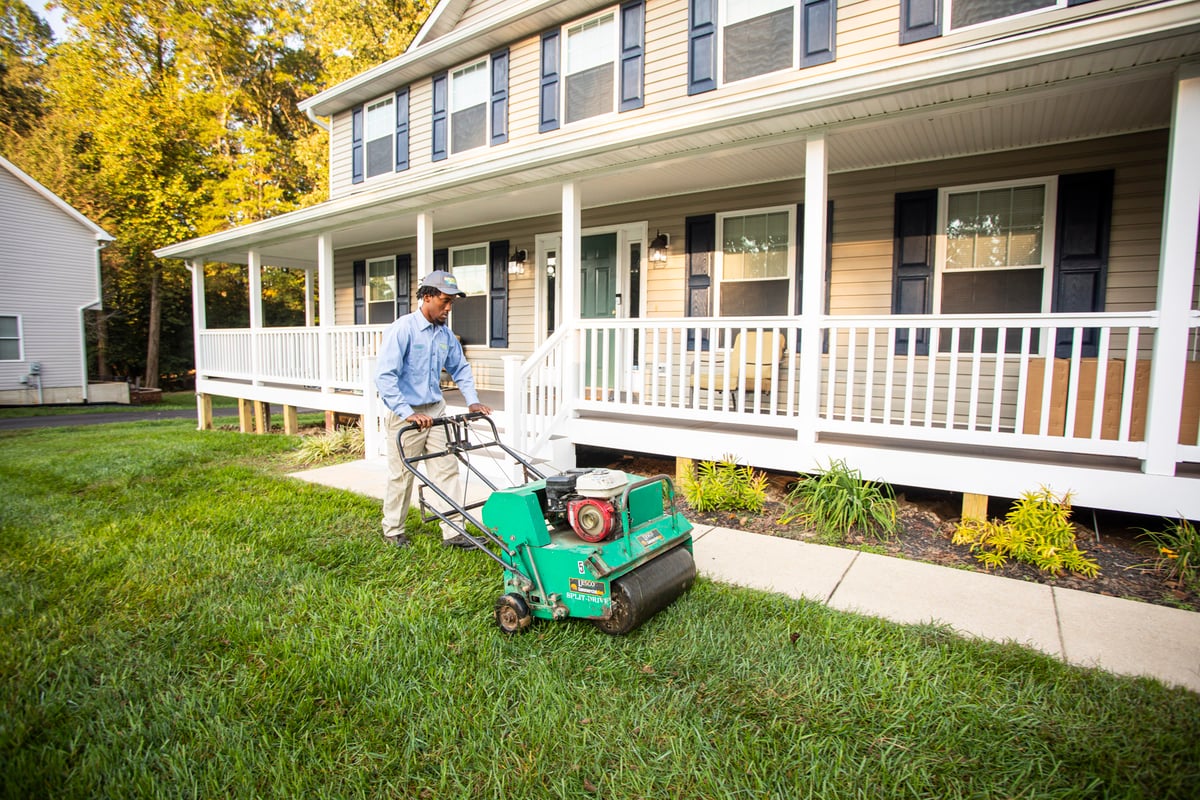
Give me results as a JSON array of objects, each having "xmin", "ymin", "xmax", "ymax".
[
  {"xmin": 410, "ymin": 0, "xmax": 472, "ymax": 48},
  {"xmin": 0, "ymin": 155, "xmax": 113, "ymax": 242}
]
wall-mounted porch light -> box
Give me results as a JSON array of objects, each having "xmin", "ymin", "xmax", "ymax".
[
  {"xmin": 546, "ymin": 253, "xmax": 556, "ymax": 278},
  {"xmin": 507, "ymin": 248, "xmax": 528, "ymax": 275},
  {"xmin": 649, "ymin": 231, "xmax": 670, "ymax": 265}
]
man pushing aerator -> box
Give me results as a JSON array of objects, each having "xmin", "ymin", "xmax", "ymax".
[{"xmin": 374, "ymin": 270, "xmax": 491, "ymax": 549}]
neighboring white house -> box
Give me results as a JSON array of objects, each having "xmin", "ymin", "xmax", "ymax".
[
  {"xmin": 0, "ymin": 155, "xmax": 117, "ymax": 405},
  {"xmin": 157, "ymin": 0, "xmax": 1200, "ymax": 520}
]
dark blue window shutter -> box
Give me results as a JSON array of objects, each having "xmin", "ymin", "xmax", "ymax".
[
  {"xmin": 685, "ymin": 214, "xmax": 715, "ymax": 348},
  {"xmin": 1053, "ymin": 170, "xmax": 1113, "ymax": 357},
  {"xmin": 688, "ymin": 0, "xmax": 717, "ymax": 95},
  {"xmin": 394, "ymin": 88, "xmax": 410, "ymax": 172},
  {"xmin": 433, "ymin": 248, "xmax": 448, "ymax": 273},
  {"xmin": 394, "ymin": 255, "xmax": 412, "ymax": 318},
  {"xmin": 899, "ymin": 0, "xmax": 941, "ymax": 44},
  {"xmin": 431, "ymin": 72, "xmax": 448, "ymax": 162},
  {"xmin": 490, "ymin": 49, "xmax": 509, "ymax": 145},
  {"xmin": 351, "ymin": 107, "xmax": 364, "ymax": 184},
  {"xmin": 800, "ymin": 0, "xmax": 836, "ymax": 68},
  {"xmin": 353, "ymin": 260, "xmax": 366, "ymax": 324},
  {"xmin": 539, "ymin": 31, "xmax": 560, "ymax": 132},
  {"xmin": 619, "ymin": 0, "xmax": 645, "ymax": 112},
  {"xmin": 892, "ymin": 190, "xmax": 937, "ymax": 355},
  {"xmin": 488, "ymin": 240, "xmax": 510, "ymax": 348}
]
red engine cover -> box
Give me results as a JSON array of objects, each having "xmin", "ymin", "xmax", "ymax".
[{"xmin": 567, "ymin": 498, "xmax": 619, "ymax": 543}]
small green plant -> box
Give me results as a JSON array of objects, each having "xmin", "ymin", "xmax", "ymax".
[
  {"xmin": 952, "ymin": 488, "xmax": 1099, "ymax": 577},
  {"xmin": 290, "ymin": 425, "xmax": 365, "ymax": 465},
  {"xmin": 780, "ymin": 459, "xmax": 898, "ymax": 544},
  {"xmin": 1136, "ymin": 517, "xmax": 1200, "ymax": 591},
  {"xmin": 681, "ymin": 455, "xmax": 768, "ymax": 513}
]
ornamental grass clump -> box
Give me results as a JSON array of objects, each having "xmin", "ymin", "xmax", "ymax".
[
  {"xmin": 681, "ymin": 455, "xmax": 768, "ymax": 513},
  {"xmin": 952, "ymin": 487, "xmax": 1100, "ymax": 577},
  {"xmin": 780, "ymin": 459, "xmax": 898, "ymax": 544},
  {"xmin": 1137, "ymin": 517, "xmax": 1200, "ymax": 592},
  {"xmin": 290, "ymin": 425, "xmax": 365, "ymax": 466}
]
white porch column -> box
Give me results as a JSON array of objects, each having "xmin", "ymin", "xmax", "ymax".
[
  {"xmin": 304, "ymin": 268, "xmax": 315, "ymax": 326},
  {"xmin": 248, "ymin": 249, "xmax": 263, "ymax": 386},
  {"xmin": 1144, "ymin": 64, "xmax": 1200, "ymax": 476},
  {"xmin": 188, "ymin": 259, "xmax": 207, "ymax": 428},
  {"xmin": 560, "ymin": 181, "xmax": 581, "ymax": 325},
  {"xmin": 796, "ymin": 132, "xmax": 828, "ymax": 445},
  {"xmin": 417, "ymin": 212, "xmax": 434, "ymax": 277},
  {"xmin": 318, "ymin": 233, "xmax": 335, "ymax": 392}
]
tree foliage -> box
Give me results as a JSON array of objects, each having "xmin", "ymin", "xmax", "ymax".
[{"xmin": 4, "ymin": 0, "xmax": 432, "ymax": 387}]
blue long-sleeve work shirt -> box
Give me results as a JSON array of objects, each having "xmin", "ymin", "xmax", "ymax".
[{"xmin": 374, "ymin": 310, "xmax": 481, "ymax": 420}]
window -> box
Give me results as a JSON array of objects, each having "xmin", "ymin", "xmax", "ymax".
[
  {"xmin": 938, "ymin": 179, "xmax": 1053, "ymax": 314},
  {"xmin": 565, "ymin": 12, "xmax": 617, "ymax": 124},
  {"xmin": 936, "ymin": 178, "xmax": 1055, "ymax": 351},
  {"xmin": 0, "ymin": 316, "xmax": 21, "ymax": 361},
  {"xmin": 364, "ymin": 96, "xmax": 394, "ymax": 179},
  {"xmin": 367, "ymin": 257, "xmax": 397, "ymax": 324},
  {"xmin": 948, "ymin": 0, "xmax": 1063, "ymax": 32},
  {"xmin": 690, "ymin": 0, "xmax": 835, "ymax": 93},
  {"xmin": 901, "ymin": 0, "xmax": 1069, "ymax": 44},
  {"xmin": 450, "ymin": 60, "xmax": 488, "ymax": 153},
  {"xmin": 450, "ymin": 244, "xmax": 489, "ymax": 346},
  {"xmin": 717, "ymin": 208, "xmax": 793, "ymax": 316},
  {"xmin": 723, "ymin": 0, "xmax": 794, "ymax": 83}
]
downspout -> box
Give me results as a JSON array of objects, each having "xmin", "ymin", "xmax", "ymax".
[{"xmin": 80, "ymin": 238, "xmax": 110, "ymax": 403}]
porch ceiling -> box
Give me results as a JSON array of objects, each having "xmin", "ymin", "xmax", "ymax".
[{"xmin": 167, "ymin": 62, "xmax": 1179, "ymax": 270}]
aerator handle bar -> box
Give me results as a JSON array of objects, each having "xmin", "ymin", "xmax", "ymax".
[{"xmin": 396, "ymin": 412, "xmax": 545, "ymax": 574}]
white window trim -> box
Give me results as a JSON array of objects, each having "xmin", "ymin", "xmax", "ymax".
[
  {"xmin": 448, "ymin": 58, "xmax": 490, "ymax": 154},
  {"xmin": 366, "ymin": 255, "xmax": 397, "ymax": 310},
  {"xmin": 714, "ymin": 205, "xmax": 796, "ymax": 316},
  {"xmin": 717, "ymin": 0, "xmax": 798, "ymax": 88},
  {"xmin": 449, "ymin": 242, "xmax": 491, "ymax": 346},
  {"xmin": 560, "ymin": 7, "xmax": 620, "ymax": 127},
  {"xmin": 932, "ymin": 176, "xmax": 1058, "ymax": 315},
  {"xmin": 363, "ymin": 94, "xmax": 395, "ymax": 181},
  {"xmin": 943, "ymin": 0, "xmax": 1067, "ymax": 36},
  {"xmin": 0, "ymin": 314, "xmax": 23, "ymax": 362}
]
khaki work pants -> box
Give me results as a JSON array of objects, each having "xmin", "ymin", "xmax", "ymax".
[{"xmin": 382, "ymin": 401, "xmax": 463, "ymax": 541}]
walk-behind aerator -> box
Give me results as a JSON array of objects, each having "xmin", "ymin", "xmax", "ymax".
[{"xmin": 398, "ymin": 413, "xmax": 696, "ymax": 634}]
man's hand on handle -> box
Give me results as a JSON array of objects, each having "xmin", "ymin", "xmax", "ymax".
[{"xmin": 405, "ymin": 403, "xmax": 490, "ymax": 430}]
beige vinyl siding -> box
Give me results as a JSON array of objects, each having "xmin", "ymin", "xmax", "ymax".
[
  {"xmin": 508, "ymin": 31, "xmax": 540, "ymax": 142},
  {"xmin": 455, "ymin": 0, "xmax": 510, "ymax": 30},
  {"xmin": 329, "ymin": 109, "xmax": 354, "ymax": 198},
  {"xmin": 645, "ymin": 0, "xmax": 688, "ymax": 108}
]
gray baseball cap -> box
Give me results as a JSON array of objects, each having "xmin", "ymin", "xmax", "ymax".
[{"xmin": 420, "ymin": 270, "xmax": 467, "ymax": 297}]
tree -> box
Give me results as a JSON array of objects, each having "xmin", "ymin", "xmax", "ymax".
[{"xmin": 0, "ymin": 0, "xmax": 53, "ymax": 148}]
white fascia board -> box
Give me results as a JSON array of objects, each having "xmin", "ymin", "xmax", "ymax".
[
  {"xmin": 0, "ymin": 155, "xmax": 114, "ymax": 242},
  {"xmin": 410, "ymin": 0, "xmax": 468, "ymax": 49},
  {"xmin": 161, "ymin": 1, "xmax": 1200, "ymax": 261}
]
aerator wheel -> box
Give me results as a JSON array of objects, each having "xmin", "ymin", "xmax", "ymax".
[{"xmin": 494, "ymin": 593, "xmax": 533, "ymax": 634}]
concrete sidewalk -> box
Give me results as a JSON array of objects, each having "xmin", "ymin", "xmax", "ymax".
[{"xmin": 291, "ymin": 459, "xmax": 1200, "ymax": 695}]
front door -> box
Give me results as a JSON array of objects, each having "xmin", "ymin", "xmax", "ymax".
[
  {"xmin": 580, "ymin": 233, "xmax": 618, "ymax": 319},
  {"xmin": 580, "ymin": 233, "xmax": 618, "ymax": 393}
]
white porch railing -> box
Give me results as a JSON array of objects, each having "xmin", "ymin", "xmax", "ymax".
[
  {"xmin": 505, "ymin": 312, "xmax": 1200, "ymax": 466},
  {"xmin": 197, "ymin": 324, "xmax": 391, "ymax": 390}
]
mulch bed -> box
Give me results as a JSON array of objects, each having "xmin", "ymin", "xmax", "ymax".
[{"xmin": 605, "ymin": 455, "xmax": 1200, "ymax": 613}]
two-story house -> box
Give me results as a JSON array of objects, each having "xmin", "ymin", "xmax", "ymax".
[
  {"xmin": 156, "ymin": 0, "xmax": 1200, "ymax": 520},
  {"xmin": 1, "ymin": 156, "xmax": 116, "ymax": 406}
]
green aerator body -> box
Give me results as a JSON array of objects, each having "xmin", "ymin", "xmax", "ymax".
[
  {"xmin": 398, "ymin": 413, "xmax": 695, "ymax": 635},
  {"xmin": 482, "ymin": 469, "xmax": 696, "ymax": 634}
]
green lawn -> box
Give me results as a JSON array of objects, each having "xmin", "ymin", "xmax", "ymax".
[{"xmin": 1, "ymin": 422, "xmax": 1198, "ymax": 799}]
